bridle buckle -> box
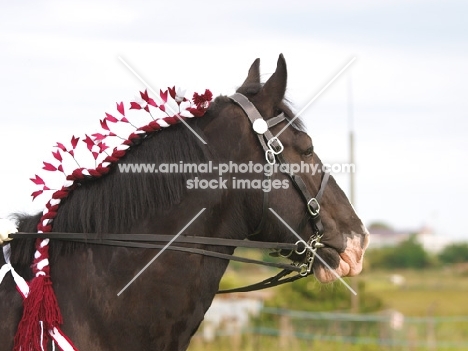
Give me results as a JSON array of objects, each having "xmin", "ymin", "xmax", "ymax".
[
  {"xmin": 297, "ymin": 234, "xmax": 324, "ymax": 276},
  {"xmin": 307, "ymin": 198, "xmax": 320, "ymax": 216},
  {"xmin": 265, "ymin": 150, "xmax": 276, "ymax": 165},
  {"xmin": 267, "ymin": 137, "xmax": 284, "ymax": 155},
  {"xmin": 228, "ymin": 93, "xmax": 330, "ymax": 276}
]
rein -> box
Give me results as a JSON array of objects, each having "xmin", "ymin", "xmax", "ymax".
[
  {"xmin": 6, "ymin": 231, "xmax": 310, "ymax": 293},
  {"xmin": 8, "ymin": 232, "xmax": 303, "ymax": 273}
]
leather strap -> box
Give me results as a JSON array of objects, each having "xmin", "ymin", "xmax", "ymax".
[
  {"xmin": 70, "ymin": 239, "xmax": 302, "ymax": 273},
  {"xmin": 267, "ymin": 113, "xmax": 286, "ymax": 127},
  {"xmin": 9, "ymin": 232, "xmax": 297, "ymax": 251},
  {"xmin": 228, "ymin": 93, "xmax": 330, "ymax": 283},
  {"xmin": 247, "ymin": 173, "xmax": 270, "ymax": 237},
  {"xmin": 230, "ymin": 93, "xmax": 286, "ymax": 159},
  {"xmin": 218, "ymin": 268, "xmax": 303, "ymax": 294},
  {"xmin": 316, "ymin": 170, "xmax": 330, "ymax": 202},
  {"xmin": 229, "ymin": 93, "xmax": 264, "ymax": 125},
  {"xmin": 229, "ymin": 93, "xmax": 286, "ymax": 237}
]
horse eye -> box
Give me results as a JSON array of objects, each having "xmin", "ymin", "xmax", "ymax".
[{"xmin": 303, "ymin": 146, "xmax": 314, "ymax": 157}]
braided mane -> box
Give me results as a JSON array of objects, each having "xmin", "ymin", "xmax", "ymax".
[
  {"xmin": 52, "ymin": 122, "xmax": 210, "ymax": 234},
  {"xmin": 9, "ymin": 88, "xmax": 213, "ymax": 351},
  {"xmin": 31, "ymin": 88, "xmax": 212, "ymax": 234},
  {"xmin": 11, "ymin": 89, "xmax": 219, "ymax": 264}
]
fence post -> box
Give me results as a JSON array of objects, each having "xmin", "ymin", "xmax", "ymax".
[
  {"xmin": 279, "ymin": 314, "xmax": 300, "ymax": 349},
  {"xmin": 279, "ymin": 314, "xmax": 291, "ymax": 348},
  {"xmin": 427, "ymin": 316, "xmax": 437, "ymax": 351},
  {"xmin": 231, "ymin": 321, "xmax": 241, "ymax": 351}
]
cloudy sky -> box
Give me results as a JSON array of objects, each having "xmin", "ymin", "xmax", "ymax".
[{"xmin": 0, "ymin": 0, "xmax": 467, "ymax": 240}]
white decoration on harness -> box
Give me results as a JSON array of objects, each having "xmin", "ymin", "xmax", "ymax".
[
  {"xmin": 0, "ymin": 218, "xmax": 17, "ymax": 244},
  {"xmin": 252, "ymin": 119, "xmax": 268, "ymax": 134},
  {"xmin": 0, "ymin": 244, "xmax": 29, "ymax": 296}
]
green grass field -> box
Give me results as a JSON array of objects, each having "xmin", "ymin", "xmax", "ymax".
[
  {"xmin": 361, "ymin": 268, "xmax": 468, "ymax": 316},
  {"xmin": 188, "ymin": 264, "xmax": 468, "ymax": 351}
]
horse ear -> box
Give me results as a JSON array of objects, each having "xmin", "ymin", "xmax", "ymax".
[
  {"xmin": 239, "ymin": 58, "xmax": 261, "ymax": 89},
  {"xmin": 258, "ymin": 54, "xmax": 287, "ymax": 107}
]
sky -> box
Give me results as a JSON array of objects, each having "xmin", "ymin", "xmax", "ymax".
[{"xmin": 0, "ymin": 0, "xmax": 467, "ymax": 241}]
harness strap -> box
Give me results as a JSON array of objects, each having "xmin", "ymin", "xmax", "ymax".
[
  {"xmin": 316, "ymin": 170, "xmax": 330, "ymax": 202},
  {"xmin": 218, "ymin": 268, "xmax": 303, "ymax": 294},
  {"xmin": 230, "ymin": 93, "xmax": 286, "ymax": 163},
  {"xmin": 64, "ymin": 239, "xmax": 303, "ymax": 273},
  {"xmin": 9, "ymin": 233, "xmax": 297, "ymax": 251},
  {"xmin": 9, "ymin": 233, "xmax": 302, "ymax": 273},
  {"xmin": 229, "ymin": 93, "xmax": 264, "ymax": 123},
  {"xmin": 228, "ymin": 92, "xmax": 330, "ymax": 281},
  {"xmin": 229, "ymin": 93, "xmax": 286, "ymax": 236},
  {"xmin": 267, "ymin": 113, "xmax": 286, "ymax": 128},
  {"xmin": 9, "ymin": 233, "xmax": 307, "ymax": 294},
  {"xmin": 247, "ymin": 173, "xmax": 270, "ymax": 237}
]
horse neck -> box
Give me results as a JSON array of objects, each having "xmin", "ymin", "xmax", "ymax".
[
  {"xmin": 64, "ymin": 186, "xmax": 251, "ymax": 291},
  {"xmin": 48, "ymin": 191, "xmax": 249, "ymax": 348}
]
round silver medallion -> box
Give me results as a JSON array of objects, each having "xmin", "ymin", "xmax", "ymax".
[{"xmin": 252, "ymin": 119, "xmax": 268, "ymax": 134}]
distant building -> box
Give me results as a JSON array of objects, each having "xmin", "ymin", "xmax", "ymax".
[
  {"xmin": 368, "ymin": 225, "xmax": 450, "ymax": 253},
  {"xmin": 416, "ymin": 226, "xmax": 450, "ymax": 254},
  {"xmin": 368, "ymin": 227, "xmax": 411, "ymax": 249}
]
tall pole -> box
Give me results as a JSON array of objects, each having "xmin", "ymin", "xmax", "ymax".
[
  {"xmin": 348, "ymin": 77, "xmax": 355, "ymax": 210},
  {"xmin": 348, "ymin": 73, "xmax": 359, "ymax": 312}
]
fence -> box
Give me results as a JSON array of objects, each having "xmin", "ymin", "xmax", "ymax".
[{"xmin": 192, "ymin": 306, "xmax": 468, "ymax": 351}]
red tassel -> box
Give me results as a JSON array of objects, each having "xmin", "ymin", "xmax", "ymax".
[
  {"xmin": 14, "ymin": 238, "xmax": 63, "ymax": 351},
  {"xmin": 14, "ymin": 275, "xmax": 63, "ymax": 351}
]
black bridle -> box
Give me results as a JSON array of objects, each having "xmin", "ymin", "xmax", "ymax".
[
  {"xmin": 228, "ymin": 93, "xmax": 329, "ymax": 272},
  {"xmin": 8, "ymin": 94, "xmax": 330, "ymax": 293}
]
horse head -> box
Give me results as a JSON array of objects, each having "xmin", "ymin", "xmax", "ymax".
[{"xmin": 200, "ymin": 54, "xmax": 369, "ymax": 283}]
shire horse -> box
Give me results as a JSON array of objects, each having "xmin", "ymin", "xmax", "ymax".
[{"xmin": 0, "ymin": 55, "xmax": 369, "ymax": 350}]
